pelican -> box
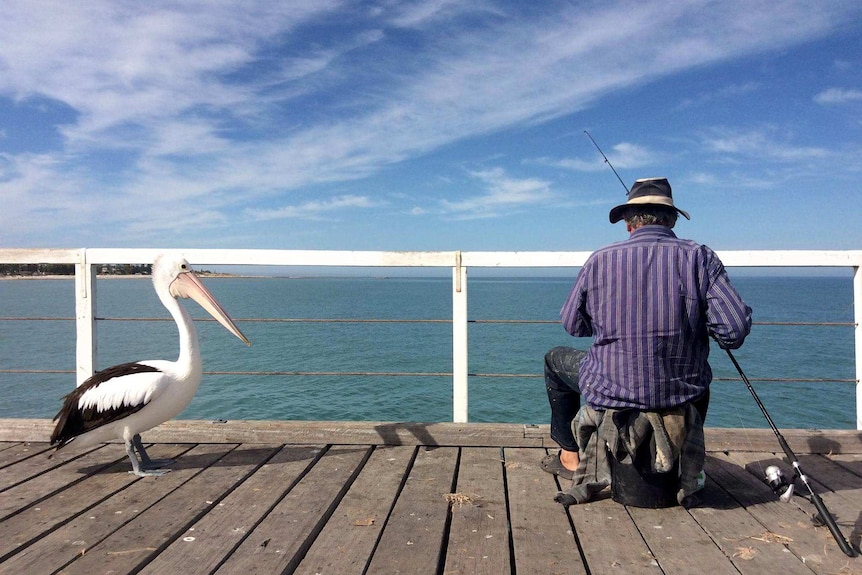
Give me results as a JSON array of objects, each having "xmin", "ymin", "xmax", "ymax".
[{"xmin": 50, "ymin": 254, "xmax": 250, "ymax": 476}]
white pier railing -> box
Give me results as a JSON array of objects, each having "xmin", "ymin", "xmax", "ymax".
[{"xmin": 1, "ymin": 248, "xmax": 861, "ymax": 428}]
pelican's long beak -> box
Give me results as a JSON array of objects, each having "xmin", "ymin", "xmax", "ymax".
[{"xmin": 170, "ymin": 272, "xmax": 251, "ymax": 345}]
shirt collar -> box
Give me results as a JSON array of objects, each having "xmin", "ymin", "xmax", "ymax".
[{"xmin": 629, "ymin": 225, "xmax": 678, "ymax": 240}]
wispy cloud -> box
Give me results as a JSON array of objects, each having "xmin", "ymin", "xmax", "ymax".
[
  {"xmin": 536, "ymin": 142, "xmax": 660, "ymax": 172},
  {"xmin": 1, "ymin": 5, "xmax": 336, "ymax": 102},
  {"xmin": 690, "ymin": 126, "xmax": 862, "ymax": 196},
  {"xmin": 4, "ymin": 1, "xmax": 851, "ymax": 161},
  {"xmin": 246, "ymin": 194, "xmax": 380, "ymax": 221},
  {"xmin": 677, "ymin": 82, "xmax": 761, "ymax": 109},
  {"xmin": 700, "ymin": 127, "xmax": 832, "ymax": 162},
  {"xmin": 440, "ymin": 167, "xmax": 556, "ymax": 219},
  {"xmin": 814, "ymin": 87, "xmax": 862, "ymax": 105},
  {"xmin": 387, "ymin": 0, "xmax": 495, "ymax": 28},
  {"xmin": 0, "ymin": 1, "xmax": 859, "ymax": 245}
]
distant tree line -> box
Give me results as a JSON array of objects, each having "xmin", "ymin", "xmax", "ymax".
[{"xmin": 0, "ymin": 263, "xmax": 153, "ymax": 276}]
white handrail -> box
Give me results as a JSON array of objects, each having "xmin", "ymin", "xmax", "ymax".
[
  {"xmin": 1, "ymin": 248, "xmax": 860, "ymax": 427},
  {"xmin": 75, "ymin": 255, "xmax": 97, "ymax": 384},
  {"xmin": 855, "ymin": 266, "xmax": 862, "ymax": 431},
  {"xmin": 452, "ymin": 252, "xmax": 468, "ymax": 422}
]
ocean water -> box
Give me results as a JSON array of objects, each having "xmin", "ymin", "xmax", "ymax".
[{"xmin": 0, "ymin": 273, "xmax": 856, "ymax": 429}]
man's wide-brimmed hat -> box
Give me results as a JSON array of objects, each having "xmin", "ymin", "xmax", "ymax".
[{"xmin": 608, "ymin": 177, "xmax": 691, "ymax": 224}]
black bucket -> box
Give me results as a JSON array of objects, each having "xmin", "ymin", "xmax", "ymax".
[{"xmin": 610, "ymin": 439, "xmax": 679, "ymax": 508}]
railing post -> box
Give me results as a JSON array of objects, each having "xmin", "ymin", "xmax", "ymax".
[
  {"xmin": 75, "ymin": 252, "xmax": 97, "ymax": 385},
  {"xmin": 855, "ymin": 266, "xmax": 862, "ymax": 430},
  {"xmin": 452, "ymin": 252, "xmax": 468, "ymax": 423}
]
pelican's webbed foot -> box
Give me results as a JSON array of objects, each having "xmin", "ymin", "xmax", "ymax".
[{"xmin": 126, "ymin": 434, "xmax": 174, "ymax": 476}]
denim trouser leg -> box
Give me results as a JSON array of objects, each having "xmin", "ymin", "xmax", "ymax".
[{"xmin": 544, "ymin": 346, "xmax": 587, "ymax": 452}]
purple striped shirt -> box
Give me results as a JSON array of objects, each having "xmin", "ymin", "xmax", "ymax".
[{"xmin": 561, "ymin": 226, "xmax": 752, "ymax": 410}]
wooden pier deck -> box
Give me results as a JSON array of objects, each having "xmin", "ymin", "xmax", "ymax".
[{"xmin": 1, "ymin": 420, "xmax": 860, "ymax": 575}]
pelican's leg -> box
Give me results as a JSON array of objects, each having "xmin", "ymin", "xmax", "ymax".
[{"xmin": 127, "ymin": 435, "xmax": 172, "ymax": 476}]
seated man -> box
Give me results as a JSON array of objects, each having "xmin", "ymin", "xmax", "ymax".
[{"xmin": 541, "ymin": 178, "xmax": 752, "ymax": 503}]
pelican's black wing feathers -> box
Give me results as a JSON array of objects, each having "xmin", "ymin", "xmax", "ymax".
[{"xmin": 50, "ymin": 362, "xmax": 162, "ymax": 447}]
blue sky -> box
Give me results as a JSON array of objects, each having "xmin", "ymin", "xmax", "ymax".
[{"xmin": 1, "ymin": 1, "xmax": 860, "ymax": 253}]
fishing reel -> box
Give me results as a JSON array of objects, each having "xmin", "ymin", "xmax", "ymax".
[{"xmin": 765, "ymin": 465, "xmax": 794, "ymax": 502}]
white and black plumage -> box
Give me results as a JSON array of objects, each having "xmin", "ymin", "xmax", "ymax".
[{"xmin": 50, "ymin": 254, "xmax": 250, "ymax": 476}]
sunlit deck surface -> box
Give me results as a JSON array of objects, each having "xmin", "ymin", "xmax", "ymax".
[{"xmin": 1, "ymin": 420, "xmax": 861, "ymax": 575}]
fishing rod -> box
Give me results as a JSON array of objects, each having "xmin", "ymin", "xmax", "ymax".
[
  {"xmin": 722, "ymin": 346, "xmax": 856, "ymax": 557},
  {"xmin": 584, "ymin": 130, "xmax": 629, "ymax": 193}
]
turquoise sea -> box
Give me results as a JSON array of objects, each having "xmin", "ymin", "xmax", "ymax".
[{"xmin": 0, "ymin": 274, "xmax": 856, "ymax": 429}]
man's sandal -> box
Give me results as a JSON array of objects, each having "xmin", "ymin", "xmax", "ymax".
[{"xmin": 540, "ymin": 452, "xmax": 575, "ymax": 481}]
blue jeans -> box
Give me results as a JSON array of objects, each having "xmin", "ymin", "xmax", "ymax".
[
  {"xmin": 544, "ymin": 346, "xmax": 586, "ymax": 452},
  {"xmin": 543, "ymin": 346, "xmax": 711, "ymax": 452}
]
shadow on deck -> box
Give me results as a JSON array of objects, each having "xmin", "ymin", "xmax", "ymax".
[{"xmin": 1, "ymin": 420, "xmax": 861, "ymax": 575}]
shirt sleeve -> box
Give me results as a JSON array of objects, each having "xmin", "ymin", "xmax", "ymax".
[
  {"xmin": 560, "ymin": 263, "xmax": 593, "ymax": 337},
  {"xmin": 702, "ymin": 248, "xmax": 752, "ymax": 349}
]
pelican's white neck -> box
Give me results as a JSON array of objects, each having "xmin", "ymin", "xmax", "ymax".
[{"xmin": 159, "ymin": 287, "xmax": 201, "ymax": 372}]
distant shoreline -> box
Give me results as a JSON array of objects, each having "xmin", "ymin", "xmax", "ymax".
[
  {"xmin": 0, "ymin": 273, "xmax": 243, "ymax": 281},
  {"xmin": 0, "ymin": 271, "xmax": 851, "ymax": 281}
]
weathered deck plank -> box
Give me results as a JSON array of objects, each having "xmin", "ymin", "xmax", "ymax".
[
  {"xmin": 0, "ymin": 422, "xmax": 859, "ymax": 574},
  {"xmin": 567, "ymin": 495, "xmax": 661, "ymax": 574},
  {"xmin": 4, "ymin": 418, "xmax": 862, "ymax": 452},
  {"xmin": 138, "ymin": 444, "xmax": 320, "ymax": 575},
  {"xmin": 363, "ymin": 446, "xmax": 458, "ymax": 574},
  {"xmin": 688, "ymin": 474, "xmax": 814, "ymax": 575},
  {"xmin": 442, "ymin": 446, "xmax": 511, "ymax": 575},
  {"xmin": 711, "ymin": 451, "xmax": 857, "ymax": 574},
  {"xmin": 212, "ymin": 445, "xmax": 372, "ymax": 575},
  {"xmin": 742, "ymin": 450, "xmax": 862, "ymax": 572},
  {"xmin": 505, "ymin": 447, "xmax": 587, "ymax": 575},
  {"xmin": 0, "ymin": 442, "xmax": 105, "ymax": 492},
  {"xmin": 291, "ymin": 445, "xmax": 415, "ymax": 575},
  {"xmin": 0, "ymin": 441, "xmax": 55, "ymax": 468},
  {"xmin": 0, "ymin": 443, "xmax": 128, "ymax": 521},
  {"xmin": 0, "ymin": 444, "xmax": 190, "ymax": 568},
  {"xmin": 0, "ymin": 444, "xmax": 220, "ymax": 575},
  {"xmin": 627, "ymin": 504, "xmax": 739, "ymax": 575},
  {"xmin": 50, "ymin": 443, "xmax": 246, "ymax": 575}
]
